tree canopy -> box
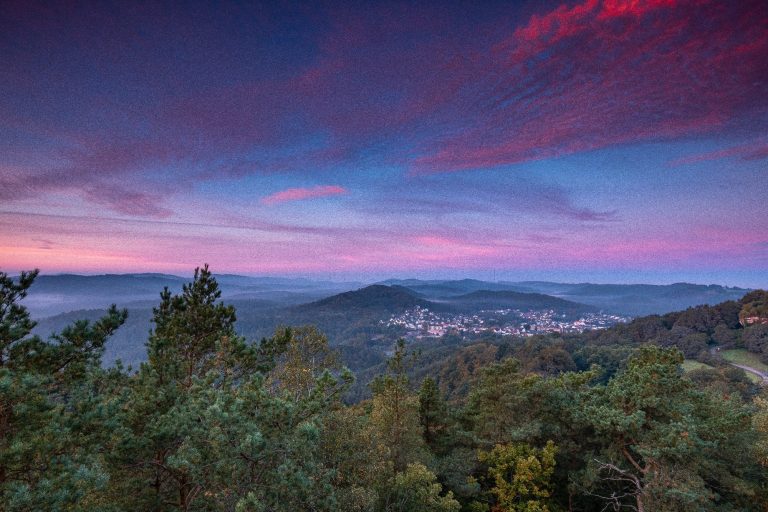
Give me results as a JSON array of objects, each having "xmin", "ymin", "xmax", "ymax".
[{"xmin": 1, "ymin": 267, "xmax": 767, "ymax": 511}]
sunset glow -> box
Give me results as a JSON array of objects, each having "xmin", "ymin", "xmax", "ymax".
[{"xmin": 1, "ymin": 0, "xmax": 766, "ymax": 286}]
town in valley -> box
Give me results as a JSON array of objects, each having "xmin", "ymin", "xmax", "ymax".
[{"xmin": 382, "ymin": 305, "xmax": 631, "ymax": 340}]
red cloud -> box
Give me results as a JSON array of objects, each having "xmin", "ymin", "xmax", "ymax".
[
  {"xmin": 260, "ymin": 185, "xmax": 347, "ymax": 205},
  {"xmin": 414, "ymin": 0, "xmax": 768, "ymax": 172}
]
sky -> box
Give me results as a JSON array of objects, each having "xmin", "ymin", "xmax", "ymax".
[{"xmin": 1, "ymin": 0, "xmax": 767, "ymax": 287}]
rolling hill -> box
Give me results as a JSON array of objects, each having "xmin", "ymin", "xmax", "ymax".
[
  {"xmin": 29, "ymin": 283, "xmax": 594, "ymax": 368},
  {"xmin": 22, "ymin": 273, "xmax": 753, "ymax": 372},
  {"xmin": 515, "ymin": 282, "xmax": 750, "ymax": 315},
  {"xmin": 380, "ymin": 278, "xmax": 534, "ymax": 297},
  {"xmin": 20, "ymin": 272, "xmax": 360, "ymax": 318},
  {"xmin": 436, "ymin": 290, "xmax": 596, "ymax": 315},
  {"xmin": 381, "ymin": 279, "xmax": 750, "ymax": 316},
  {"xmin": 296, "ymin": 285, "xmax": 431, "ymax": 313}
]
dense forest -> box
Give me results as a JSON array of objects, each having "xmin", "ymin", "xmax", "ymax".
[{"xmin": 2, "ymin": 267, "xmax": 768, "ymax": 511}]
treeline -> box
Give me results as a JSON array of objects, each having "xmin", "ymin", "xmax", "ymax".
[
  {"xmin": 1, "ymin": 267, "xmax": 768, "ymax": 511},
  {"xmin": 380, "ymin": 290, "xmax": 768, "ymax": 404}
]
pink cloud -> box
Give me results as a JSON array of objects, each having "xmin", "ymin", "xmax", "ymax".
[
  {"xmin": 410, "ymin": 235, "xmax": 498, "ymax": 259},
  {"xmin": 2, "ymin": 206, "xmax": 766, "ymax": 276},
  {"xmin": 260, "ymin": 185, "xmax": 348, "ymax": 205}
]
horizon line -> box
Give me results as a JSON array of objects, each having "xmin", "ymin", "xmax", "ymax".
[{"xmin": 6, "ymin": 270, "xmax": 760, "ymax": 290}]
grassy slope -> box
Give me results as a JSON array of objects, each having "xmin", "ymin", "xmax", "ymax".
[
  {"xmin": 719, "ymin": 349, "xmax": 766, "ymax": 383},
  {"xmin": 681, "ymin": 359, "xmax": 714, "ymax": 372},
  {"xmin": 720, "ymin": 349, "xmax": 768, "ymax": 372}
]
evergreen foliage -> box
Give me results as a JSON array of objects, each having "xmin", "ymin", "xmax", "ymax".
[
  {"xmin": 1, "ymin": 267, "xmax": 767, "ymax": 511},
  {"xmin": 0, "ymin": 269, "xmax": 126, "ymax": 511},
  {"xmin": 477, "ymin": 441, "xmax": 557, "ymax": 512}
]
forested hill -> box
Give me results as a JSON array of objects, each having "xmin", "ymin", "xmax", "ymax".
[
  {"xmin": 436, "ymin": 290, "xmax": 595, "ymax": 315},
  {"xmin": 19, "ymin": 272, "xmax": 360, "ymax": 318},
  {"xmin": 21, "ymin": 273, "xmax": 750, "ymax": 319},
  {"xmin": 296, "ymin": 284, "xmax": 431, "ymax": 313},
  {"xmin": 379, "ymin": 278, "xmax": 750, "ymax": 315},
  {"xmin": 363, "ymin": 288, "xmax": 768, "ymax": 405},
  {"xmin": 512, "ymin": 281, "xmax": 750, "ymax": 315},
  {"xmin": 379, "ymin": 278, "xmax": 535, "ymax": 296},
  {"xmin": 30, "ymin": 284, "xmax": 596, "ymax": 368}
]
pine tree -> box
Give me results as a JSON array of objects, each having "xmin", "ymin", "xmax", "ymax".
[
  {"xmin": 0, "ymin": 269, "xmax": 126, "ymax": 510},
  {"xmin": 104, "ymin": 266, "xmax": 350, "ymax": 511},
  {"xmin": 267, "ymin": 325, "xmax": 341, "ymax": 400},
  {"xmin": 579, "ymin": 346, "xmax": 759, "ymax": 511},
  {"xmin": 477, "ymin": 441, "xmax": 557, "ymax": 512},
  {"xmin": 385, "ymin": 463, "xmax": 460, "ymax": 512},
  {"xmin": 369, "ymin": 340, "xmax": 429, "ymax": 474},
  {"xmin": 419, "ymin": 377, "xmax": 450, "ymax": 454}
]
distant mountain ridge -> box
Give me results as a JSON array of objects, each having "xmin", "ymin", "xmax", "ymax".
[
  {"xmin": 296, "ymin": 284, "xmax": 594, "ymax": 316},
  {"xmin": 379, "ymin": 278, "xmax": 535, "ymax": 296},
  {"xmin": 22, "ymin": 273, "xmax": 755, "ymax": 371},
  {"xmin": 30, "ymin": 283, "xmax": 594, "ymax": 367},
  {"xmin": 438, "ymin": 290, "xmax": 596, "ymax": 314},
  {"xmin": 21, "ymin": 272, "xmax": 362, "ymax": 318},
  {"xmin": 513, "ymin": 282, "xmax": 749, "ymax": 316},
  {"xmin": 21, "ymin": 273, "xmax": 751, "ymax": 319},
  {"xmin": 382, "ymin": 279, "xmax": 750, "ymax": 316}
]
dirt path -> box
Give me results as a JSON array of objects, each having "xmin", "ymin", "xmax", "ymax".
[
  {"xmin": 730, "ymin": 363, "xmax": 768, "ymax": 384},
  {"xmin": 710, "ymin": 347, "xmax": 768, "ymax": 385}
]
